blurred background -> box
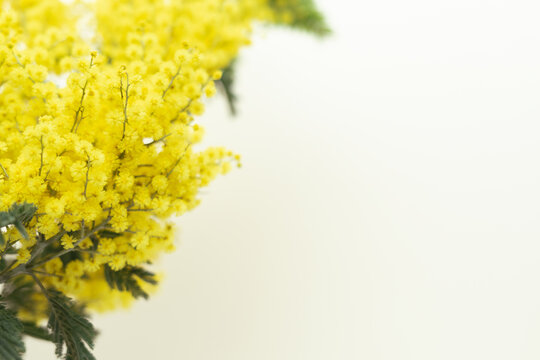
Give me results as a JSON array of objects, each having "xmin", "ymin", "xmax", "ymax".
[{"xmin": 27, "ymin": 0, "xmax": 540, "ymax": 358}]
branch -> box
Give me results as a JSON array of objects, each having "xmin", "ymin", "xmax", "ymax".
[{"xmin": 30, "ymin": 218, "xmax": 110, "ymax": 269}]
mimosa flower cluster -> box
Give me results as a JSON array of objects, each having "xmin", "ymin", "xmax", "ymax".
[
  {"xmin": 0, "ymin": 0, "xmax": 279, "ymax": 316},
  {"xmin": 0, "ymin": 2, "xmax": 328, "ymax": 358}
]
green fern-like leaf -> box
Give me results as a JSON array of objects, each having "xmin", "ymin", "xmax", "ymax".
[
  {"xmin": 0, "ymin": 301, "xmax": 25, "ymax": 360},
  {"xmin": 217, "ymin": 61, "xmax": 238, "ymax": 116},
  {"xmin": 8, "ymin": 203, "xmax": 38, "ymax": 225},
  {"xmin": 47, "ymin": 291, "xmax": 97, "ymax": 360},
  {"xmin": 217, "ymin": 1, "xmax": 329, "ymax": 116},
  {"xmin": 1, "ymin": 277, "xmax": 41, "ymax": 319},
  {"xmin": 0, "ymin": 203, "xmax": 37, "ymax": 245},
  {"xmin": 269, "ymin": 0, "xmax": 331, "ymax": 37},
  {"xmin": 104, "ymin": 265, "xmax": 157, "ymax": 299},
  {"xmin": 21, "ymin": 321, "xmax": 52, "ymax": 342},
  {"xmin": 97, "ymin": 230, "xmax": 123, "ymax": 239}
]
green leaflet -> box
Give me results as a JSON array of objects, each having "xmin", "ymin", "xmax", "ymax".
[
  {"xmin": 97, "ymin": 229, "xmax": 124, "ymax": 239},
  {"xmin": 0, "ymin": 301, "xmax": 25, "ymax": 360},
  {"xmin": 269, "ymin": 0, "xmax": 331, "ymax": 37},
  {"xmin": 104, "ymin": 264, "xmax": 158, "ymax": 300},
  {"xmin": 46, "ymin": 291, "xmax": 97, "ymax": 360},
  {"xmin": 0, "ymin": 203, "xmax": 38, "ymax": 245},
  {"xmin": 1, "ymin": 277, "xmax": 41, "ymax": 319},
  {"xmin": 21, "ymin": 321, "xmax": 53, "ymax": 342},
  {"xmin": 218, "ymin": 1, "xmax": 330, "ymax": 115},
  {"xmin": 8, "ymin": 203, "xmax": 38, "ymax": 225},
  {"xmin": 217, "ymin": 61, "xmax": 238, "ymax": 116}
]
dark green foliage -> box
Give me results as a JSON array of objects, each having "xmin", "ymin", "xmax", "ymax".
[
  {"xmin": 218, "ymin": 1, "xmax": 329, "ymax": 116},
  {"xmin": 0, "ymin": 204, "xmax": 98, "ymax": 360},
  {"xmin": 0, "ymin": 203, "xmax": 37, "ymax": 245},
  {"xmin": 97, "ymin": 230, "xmax": 123, "ymax": 239},
  {"xmin": 21, "ymin": 321, "xmax": 52, "ymax": 342},
  {"xmin": 47, "ymin": 291, "xmax": 97, "ymax": 360},
  {"xmin": 1, "ymin": 277, "xmax": 40, "ymax": 319},
  {"xmin": 104, "ymin": 264, "xmax": 157, "ymax": 299},
  {"xmin": 0, "ymin": 249, "xmax": 16, "ymax": 256},
  {"xmin": 59, "ymin": 251, "xmax": 83, "ymax": 266},
  {"xmin": 8, "ymin": 204, "xmax": 38, "ymax": 225},
  {"xmin": 66, "ymin": 230, "xmax": 82, "ymax": 241},
  {"xmin": 269, "ymin": 0, "xmax": 331, "ymax": 37},
  {"xmin": 217, "ymin": 61, "xmax": 238, "ymax": 116},
  {"xmin": 0, "ymin": 301, "xmax": 25, "ymax": 360}
]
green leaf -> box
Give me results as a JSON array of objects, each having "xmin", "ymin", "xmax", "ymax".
[
  {"xmin": 1, "ymin": 278, "xmax": 40, "ymax": 319},
  {"xmin": 97, "ymin": 230, "xmax": 123, "ymax": 239},
  {"xmin": 0, "ymin": 213, "xmax": 16, "ymax": 228},
  {"xmin": 269, "ymin": 0, "xmax": 331, "ymax": 37},
  {"xmin": 59, "ymin": 251, "xmax": 83, "ymax": 266},
  {"xmin": 217, "ymin": 61, "xmax": 238, "ymax": 116},
  {"xmin": 46, "ymin": 291, "xmax": 97, "ymax": 360},
  {"xmin": 12, "ymin": 221, "xmax": 28, "ymax": 241},
  {"xmin": 104, "ymin": 265, "xmax": 157, "ymax": 299},
  {"xmin": 9, "ymin": 204, "xmax": 37, "ymax": 224},
  {"xmin": 21, "ymin": 321, "xmax": 52, "ymax": 342},
  {"xmin": 217, "ymin": 1, "xmax": 329, "ymax": 117},
  {"xmin": 0, "ymin": 203, "xmax": 37, "ymax": 241},
  {"xmin": 0, "ymin": 301, "xmax": 25, "ymax": 360}
]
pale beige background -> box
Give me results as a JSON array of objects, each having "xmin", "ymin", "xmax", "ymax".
[{"xmin": 27, "ymin": 0, "xmax": 540, "ymax": 358}]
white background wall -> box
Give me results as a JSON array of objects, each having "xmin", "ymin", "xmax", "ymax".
[{"xmin": 28, "ymin": 0, "xmax": 540, "ymax": 358}]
